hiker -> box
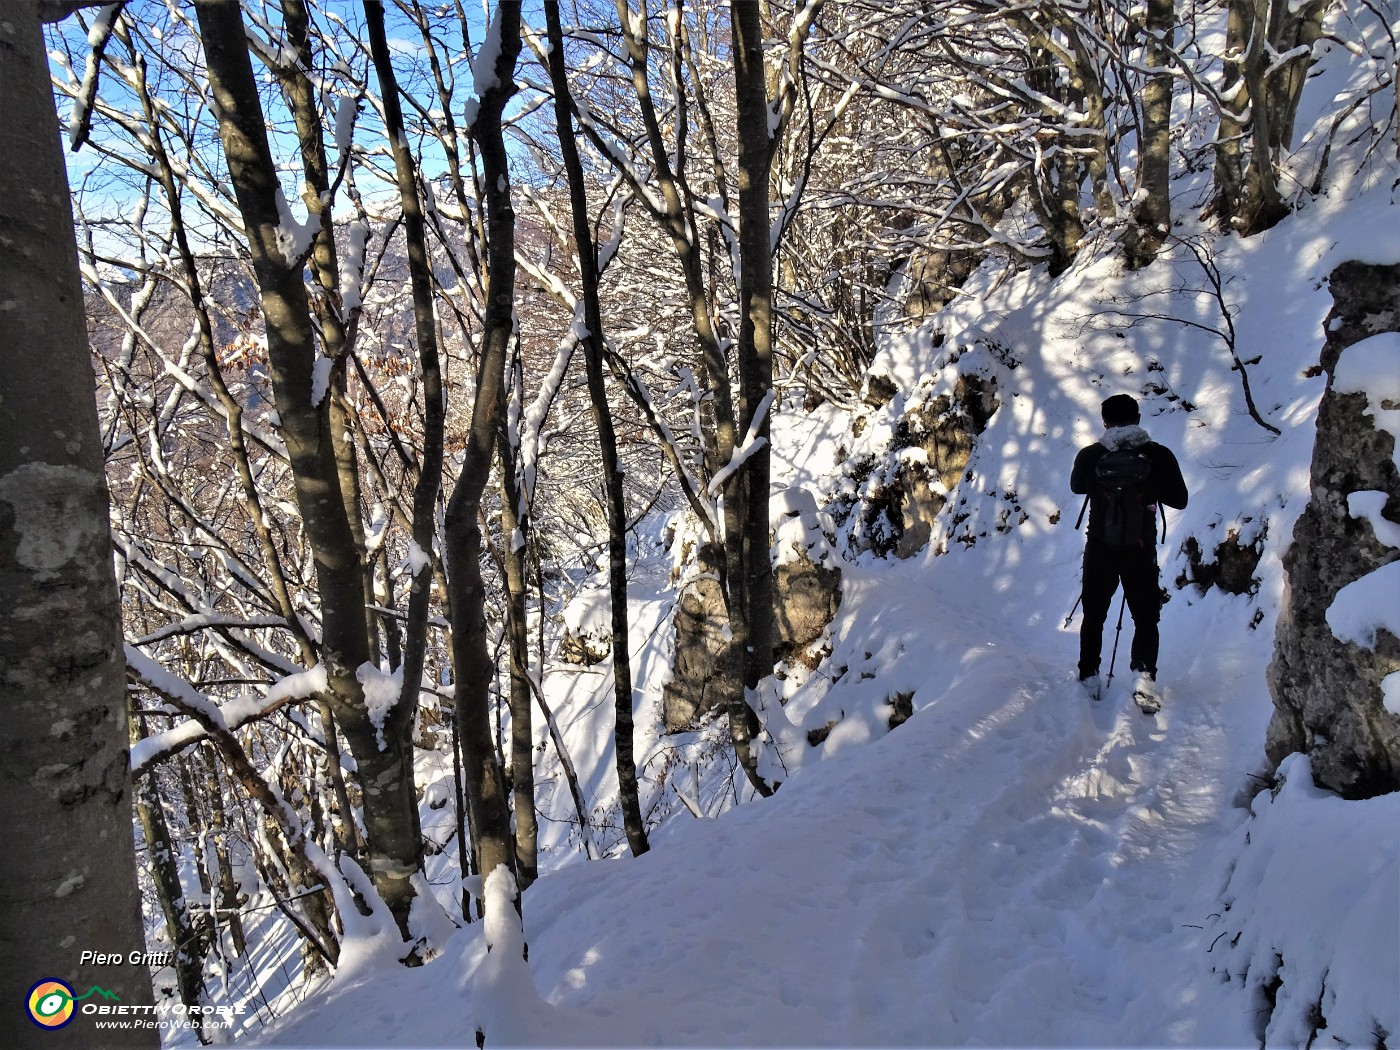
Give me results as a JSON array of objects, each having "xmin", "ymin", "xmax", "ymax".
[{"xmin": 1071, "ymin": 394, "xmax": 1188, "ymax": 713}]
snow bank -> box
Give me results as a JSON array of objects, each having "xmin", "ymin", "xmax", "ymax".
[{"xmin": 1211, "ymin": 754, "xmax": 1400, "ymax": 1048}]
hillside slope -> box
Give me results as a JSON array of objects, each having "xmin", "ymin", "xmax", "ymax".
[{"xmin": 250, "ymin": 136, "xmax": 1400, "ymax": 1048}]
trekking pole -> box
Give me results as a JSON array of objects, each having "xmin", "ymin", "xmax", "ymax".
[
  {"xmin": 1105, "ymin": 593, "xmax": 1127, "ymax": 684},
  {"xmin": 1065, "ymin": 498, "xmax": 1091, "ymax": 628},
  {"xmin": 1063, "ymin": 592, "xmax": 1082, "ymax": 629}
]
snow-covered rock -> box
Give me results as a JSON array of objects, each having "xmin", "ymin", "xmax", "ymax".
[{"xmin": 1267, "ymin": 260, "xmax": 1400, "ymax": 798}]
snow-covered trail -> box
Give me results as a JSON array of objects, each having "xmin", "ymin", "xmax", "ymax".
[
  {"xmin": 508, "ymin": 560, "xmax": 1265, "ymax": 1048},
  {"xmin": 257, "ymin": 525, "xmax": 1274, "ymax": 1050}
]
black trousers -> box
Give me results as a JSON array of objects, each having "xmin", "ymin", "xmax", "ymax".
[{"xmin": 1078, "ymin": 539, "xmax": 1161, "ymax": 679}]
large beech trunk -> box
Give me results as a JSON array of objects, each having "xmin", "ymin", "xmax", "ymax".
[{"xmin": 0, "ymin": 5, "xmax": 155, "ymax": 1041}]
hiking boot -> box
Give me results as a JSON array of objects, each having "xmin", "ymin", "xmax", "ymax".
[
  {"xmin": 1079, "ymin": 673, "xmax": 1103, "ymax": 702},
  {"xmin": 1132, "ymin": 672, "xmax": 1161, "ymax": 715}
]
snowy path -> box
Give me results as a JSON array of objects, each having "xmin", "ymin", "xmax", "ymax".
[
  {"xmin": 512, "ymin": 563, "xmax": 1265, "ymax": 1047},
  {"xmin": 257, "ymin": 552, "xmax": 1271, "ymax": 1048},
  {"xmin": 249, "ymin": 151, "xmax": 1400, "ymax": 1047}
]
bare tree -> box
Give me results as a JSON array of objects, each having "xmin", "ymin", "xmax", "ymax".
[
  {"xmin": 0, "ymin": 3, "xmax": 155, "ymax": 1044},
  {"xmin": 543, "ymin": 0, "xmax": 650, "ymax": 857},
  {"xmin": 191, "ymin": 0, "xmax": 426, "ymax": 936},
  {"xmin": 444, "ymin": 1, "xmax": 525, "ymax": 914}
]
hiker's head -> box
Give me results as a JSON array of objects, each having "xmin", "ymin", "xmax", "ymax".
[{"xmin": 1101, "ymin": 394, "xmax": 1140, "ymax": 428}]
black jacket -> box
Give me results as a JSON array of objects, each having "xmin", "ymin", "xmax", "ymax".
[{"xmin": 1071, "ymin": 426, "xmax": 1188, "ymax": 548}]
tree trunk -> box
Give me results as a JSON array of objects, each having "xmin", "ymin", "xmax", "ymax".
[
  {"xmin": 498, "ymin": 452, "xmax": 539, "ymax": 885},
  {"xmin": 176, "ymin": 752, "xmax": 217, "ymax": 953},
  {"xmin": 730, "ymin": 0, "xmax": 780, "ymax": 796},
  {"xmin": 365, "ymin": 0, "xmax": 447, "ymax": 747},
  {"xmin": 543, "ymin": 0, "xmax": 650, "ymax": 857},
  {"xmin": 1220, "ymin": 0, "xmax": 1323, "ymax": 235},
  {"xmin": 0, "ymin": 5, "xmax": 156, "ymax": 1044},
  {"xmin": 1266, "ymin": 1, "xmax": 1325, "ymax": 153},
  {"xmin": 443, "ymin": 2, "xmax": 522, "ymax": 912},
  {"xmin": 1212, "ymin": 0, "xmax": 1250, "ymax": 227},
  {"xmin": 279, "ymin": 0, "xmax": 379, "ymax": 663},
  {"xmin": 1126, "ymin": 0, "xmax": 1174, "ymax": 268},
  {"xmin": 130, "ymin": 710, "xmax": 208, "ymax": 1041},
  {"xmin": 202, "ymin": 750, "xmax": 247, "ymax": 958},
  {"xmin": 1012, "ymin": 15, "xmax": 1084, "ymax": 276},
  {"xmin": 193, "ymin": 0, "xmax": 424, "ymax": 935}
]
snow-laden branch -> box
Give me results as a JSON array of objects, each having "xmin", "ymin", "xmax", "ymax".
[
  {"xmin": 518, "ymin": 304, "xmax": 584, "ymax": 507},
  {"xmin": 708, "ymin": 389, "xmax": 776, "ymax": 496},
  {"xmin": 65, "ymin": 1, "xmax": 125, "ymax": 151},
  {"xmin": 126, "ymin": 647, "xmax": 328, "ymax": 777}
]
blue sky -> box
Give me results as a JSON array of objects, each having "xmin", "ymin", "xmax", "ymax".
[{"xmin": 46, "ymin": 0, "xmax": 504, "ymax": 257}]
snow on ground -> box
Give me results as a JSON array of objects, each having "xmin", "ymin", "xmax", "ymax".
[
  {"xmin": 235, "ymin": 168, "xmax": 1400, "ymax": 1049},
  {"xmin": 258, "ymin": 550, "xmax": 1268, "ymax": 1047}
]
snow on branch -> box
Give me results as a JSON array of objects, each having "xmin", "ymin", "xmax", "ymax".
[
  {"xmin": 518, "ymin": 306, "xmax": 584, "ymax": 506},
  {"xmin": 274, "ymin": 185, "xmax": 320, "ymax": 268},
  {"xmin": 708, "ymin": 389, "xmax": 776, "ymax": 495},
  {"xmin": 126, "ymin": 645, "xmax": 327, "ymax": 777},
  {"xmin": 131, "ymin": 613, "xmax": 291, "ymax": 646},
  {"xmin": 463, "ymin": 4, "xmax": 506, "ymax": 134},
  {"xmin": 66, "ymin": 1, "xmax": 125, "ymax": 152}
]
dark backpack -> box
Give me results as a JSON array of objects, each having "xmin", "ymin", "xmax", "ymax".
[{"xmin": 1094, "ymin": 446, "xmax": 1155, "ymax": 549}]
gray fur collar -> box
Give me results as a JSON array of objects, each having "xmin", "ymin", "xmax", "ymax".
[{"xmin": 1100, "ymin": 424, "xmax": 1151, "ymax": 451}]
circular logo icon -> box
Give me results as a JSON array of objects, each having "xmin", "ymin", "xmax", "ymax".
[{"xmin": 28, "ymin": 979, "xmax": 76, "ymax": 1029}]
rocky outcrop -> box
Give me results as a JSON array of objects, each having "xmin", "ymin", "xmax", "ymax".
[
  {"xmin": 559, "ymin": 624, "xmax": 611, "ymax": 667},
  {"xmin": 662, "ymin": 492, "xmax": 843, "ymax": 732},
  {"xmin": 771, "ymin": 489, "xmax": 843, "ymax": 672},
  {"xmin": 902, "ymin": 247, "xmax": 981, "ymax": 320},
  {"xmin": 843, "ymin": 370, "xmax": 1000, "ymax": 558},
  {"xmin": 1178, "ymin": 521, "xmax": 1267, "ymax": 597},
  {"xmin": 1265, "ymin": 261, "xmax": 1400, "ymax": 799},
  {"xmin": 662, "ymin": 541, "xmax": 736, "ymax": 732}
]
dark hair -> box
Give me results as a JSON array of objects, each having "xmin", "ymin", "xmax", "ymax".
[{"xmin": 1101, "ymin": 394, "xmax": 1140, "ymax": 427}]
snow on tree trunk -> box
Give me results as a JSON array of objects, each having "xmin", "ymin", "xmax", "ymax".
[
  {"xmin": 1266, "ymin": 261, "xmax": 1400, "ymax": 799},
  {"xmin": 0, "ymin": 2, "xmax": 155, "ymax": 1040}
]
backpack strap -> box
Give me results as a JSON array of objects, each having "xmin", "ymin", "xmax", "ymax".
[
  {"xmin": 1158, "ymin": 503, "xmax": 1166, "ymax": 544},
  {"xmin": 1074, "ymin": 494, "xmax": 1089, "ymax": 531}
]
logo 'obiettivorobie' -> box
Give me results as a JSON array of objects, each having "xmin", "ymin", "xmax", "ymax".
[
  {"xmin": 27, "ymin": 979, "xmax": 121, "ymax": 1030},
  {"xmin": 27, "ymin": 980, "xmax": 76, "ymax": 1029}
]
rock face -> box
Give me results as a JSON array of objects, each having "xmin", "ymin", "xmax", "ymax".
[
  {"xmin": 772, "ymin": 552, "xmax": 842, "ymax": 670},
  {"xmin": 1265, "ymin": 261, "xmax": 1400, "ymax": 799},
  {"xmin": 842, "ymin": 370, "xmax": 1001, "ymax": 558},
  {"xmin": 771, "ymin": 488, "xmax": 843, "ymax": 671},
  {"xmin": 663, "ymin": 492, "xmax": 843, "ymax": 732},
  {"xmin": 662, "ymin": 541, "xmax": 737, "ymax": 732}
]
